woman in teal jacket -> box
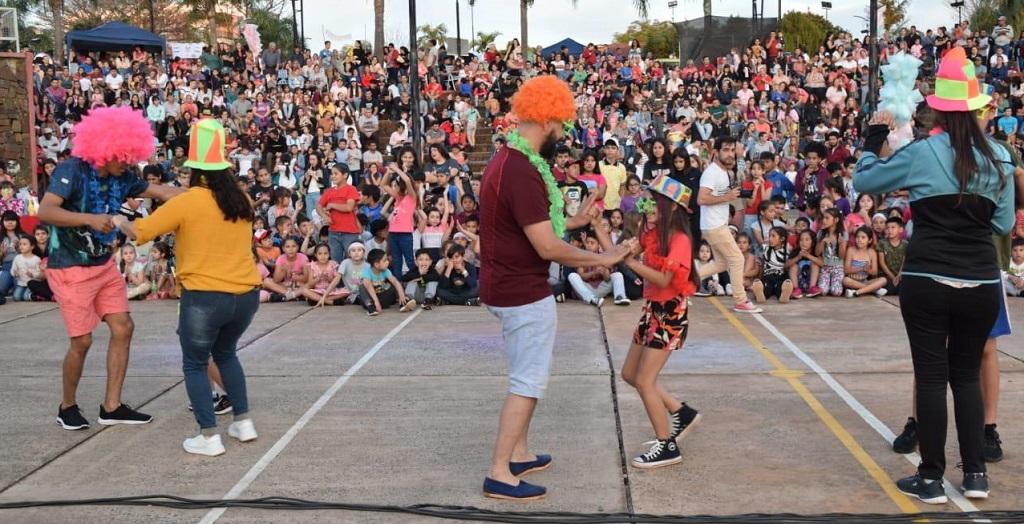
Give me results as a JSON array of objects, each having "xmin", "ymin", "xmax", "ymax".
[{"xmin": 854, "ymin": 47, "xmax": 1015, "ymax": 504}]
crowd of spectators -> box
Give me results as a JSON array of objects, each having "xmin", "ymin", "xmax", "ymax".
[{"xmin": 1, "ymin": 15, "xmax": 1023, "ymax": 308}]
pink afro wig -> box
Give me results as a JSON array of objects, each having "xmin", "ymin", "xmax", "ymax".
[{"xmin": 71, "ymin": 106, "xmax": 156, "ymax": 168}]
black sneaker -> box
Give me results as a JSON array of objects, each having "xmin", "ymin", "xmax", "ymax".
[
  {"xmin": 896, "ymin": 474, "xmax": 947, "ymax": 505},
  {"xmin": 631, "ymin": 439, "xmax": 682, "ymax": 469},
  {"xmin": 214, "ymin": 395, "xmax": 233, "ymax": 415},
  {"xmin": 269, "ymin": 293, "xmax": 285, "ymax": 303},
  {"xmin": 97, "ymin": 403, "xmax": 153, "ymax": 426},
  {"xmin": 892, "ymin": 417, "xmax": 917, "ymax": 454},
  {"xmin": 465, "ymin": 298, "xmax": 480, "ymax": 306},
  {"xmin": 984, "ymin": 424, "xmax": 1003, "ymax": 463},
  {"xmin": 669, "ymin": 403, "xmax": 702, "ymax": 441},
  {"xmin": 56, "ymin": 404, "xmax": 90, "ymax": 431},
  {"xmin": 961, "ymin": 472, "xmax": 990, "ymax": 499}
]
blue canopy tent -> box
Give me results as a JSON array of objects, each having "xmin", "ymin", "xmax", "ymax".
[
  {"xmin": 542, "ymin": 38, "xmax": 584, "ymax": 59},
  {"xmin": 65, "ymin": 22, "xmax": 166, "ymax": 54}
]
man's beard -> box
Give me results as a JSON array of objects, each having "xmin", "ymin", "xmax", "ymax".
[{"xmin": 539, "ymin": 131, "xmax": 560, "ymax": 160}]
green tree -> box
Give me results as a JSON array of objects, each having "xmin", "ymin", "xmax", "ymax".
[
  {"xmin": 249, "ymin": 7, "xmax": 294, "ymax": 51},
  {"xmin": 470, "ymin": 0, "xmax": 649, "ymax": 55},
  {"xmin": 417, "ymin": 23, "xmax": 447, "ymax": 49},
  {"xmin": 968, "ymin": 0, "xmax": 1023, "ymax": 39},
  {"xmin": 23, "ymin": 0, "xmax": 66, "ymax": 63},
  {"xmin": 182, "ymin": 0, "xmax": 245, "ymax": 47},
  {"xmin": 474, "ymin": 30, "xmax": 501, "ymax": 52},
  {"xmin": 778, "ymin": 10, "xmax": 841, "ymax": 52},
  {"xmin": 879, "ymin": 0, "xmax": 910, "ymax": 33},
  {"xmin": 614, "ymin": 20, "xmax": 678, "ymax": 59}
]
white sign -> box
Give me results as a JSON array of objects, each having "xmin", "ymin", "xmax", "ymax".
[{"xmin": 168, "ymin": 42, "xmax": 204, "ymax": 59}]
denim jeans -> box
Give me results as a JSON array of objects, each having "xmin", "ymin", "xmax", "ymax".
[
  {"xmin": 304, "ymin": 192, "xmax": 320, "ymax": 222},
  {"xmin": 387, "ymin": 232, "xmax": 414, "ymax": 276},
  {"xmin": 0, "ymin": 260, "xmax": 12, "ymax": 297},
  {"xmin": 178, "ymin": 289, "xmax": 259, "ymax": 430},
  {"xmin": 328, "ymin": 232, "xmax": 362, "ymax": 263},
  {"xmin": 13, "ymin": 285, "xmax": 31, "ymax": 301}
]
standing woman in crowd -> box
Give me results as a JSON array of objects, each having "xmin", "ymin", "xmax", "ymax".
[
  {"xmin": 115, "ymin": 119, "xmax": 262, "ymax": 457},
  {"xmin": 854, "ymin": 48, "xmax": 1015, "ymax": 503}
]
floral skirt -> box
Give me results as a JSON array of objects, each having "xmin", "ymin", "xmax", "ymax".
[{"xmin": 632, "ymin": 298, "xmax": 689, "ymax": 351}]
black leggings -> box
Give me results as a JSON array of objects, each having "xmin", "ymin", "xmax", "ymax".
[{"xmin": 899, "ymin": 276, "xmax": 999, "ymax": 479}]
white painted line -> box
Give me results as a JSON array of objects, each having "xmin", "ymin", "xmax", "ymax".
[
  {"xmin": 198, "ymin": 310, "xmax": 422, "ymax": 524},
  {"xmin": 751, "ymin": 313, "xmax": 985, "ymax": 516}
]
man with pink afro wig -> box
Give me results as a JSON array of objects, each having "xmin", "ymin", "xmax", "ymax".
[{"xmin": 38, "ymin": 106, "xmax": 184, "ymax": 431}]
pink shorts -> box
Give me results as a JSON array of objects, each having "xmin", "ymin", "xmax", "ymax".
[{"xmin": 48, "ymin": 260, "xmax": 130, "ymax": 338}]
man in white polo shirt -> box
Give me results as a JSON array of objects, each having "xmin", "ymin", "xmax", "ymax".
[{"xmin": 696, "ymin": 136, "xmax": 762, "ymax": 313}]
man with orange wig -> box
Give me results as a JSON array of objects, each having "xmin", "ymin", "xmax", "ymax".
[
  {"xmin": 38, "ymin": 106, "xmax": 183, "ymax": 431},
  {"xmin": 479, "ymin": 75, "xmax": 630, "ymax": 500}
]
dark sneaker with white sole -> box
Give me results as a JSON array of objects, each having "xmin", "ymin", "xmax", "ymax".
[
  {"xmin": 961, "ymin": 472, "xmax": 990, "ymax": 499},
  {"xmin": 670, "ymin": 403, "xmax": 702, "ymax": 441},
  {"xmin": 892, "ymin": 417, "xmax": 917, "ymax": 454},
  {"xmin": 57, "ymin": 404, "xmax": 90, "ymax": 430},
  {"xmin": 984, "ymin": 424, "xmax": 1003, "ymax": 463},
  {"xmin": 896, "ymin": 474, "xmax": 947, "ymax": 504},
  {"xmin": 632, "ymin": 439, "xmax": 682, "ymax": 469},
  {"xmin": 97, "ymin": 403, "xmax": 153, "ymax": 426},
  {"xmin": 213, "ymin": 395, "xmax": 233, "ymax": 415}
]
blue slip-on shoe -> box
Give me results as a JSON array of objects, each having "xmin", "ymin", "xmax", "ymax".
[
  {"xmin": 482, "ymin": 477, "xmax": 546, "ymax": 500},
  {"xmin": 509, "ymin": 454, "xmax": 552, "ymax": 476}
]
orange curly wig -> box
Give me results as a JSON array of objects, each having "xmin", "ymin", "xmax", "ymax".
[{"xmin": 510, "ymin": 75, "xmax": 576, "ymax": 124}]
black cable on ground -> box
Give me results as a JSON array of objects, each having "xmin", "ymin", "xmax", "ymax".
[
  {"xmin": 1, "ymin": 495, "xmax": 1022, "ymax": 523},
  {"xmin": 598, "ymin": 309, "xmax": 635, "ymax": 516}
]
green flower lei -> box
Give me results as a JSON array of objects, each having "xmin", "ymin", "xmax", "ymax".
[{"xmin": 505, "ymin": 129, "xmax": 566, "ymax": 237}]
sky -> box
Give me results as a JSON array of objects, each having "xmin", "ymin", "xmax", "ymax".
[{"xmin": 305, "ymin": 0, "xmax": 961, "ymax": 51}]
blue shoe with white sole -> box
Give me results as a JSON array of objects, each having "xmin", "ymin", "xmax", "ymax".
[
  {"xmin": 510, "ymin": 454, "xmax": 552, "ymax": 476},
  {"xmin": 482, "ymin": 478, "xmax": 546, "ymax": 500}
]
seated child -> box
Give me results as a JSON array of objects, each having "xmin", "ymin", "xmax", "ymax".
[
  {"xmin": 366, "ymin": 218, "xmax": 389, "ymax": 254},
  {"xmin": 402, "ymin": 248, "xmax": 440, "ymax": 309},
  {"xmin": 11, "ymin": 236, "xmax": 42, "ymax": 302},
  {"xmin": 340, "ymin": 242, "xmax": 368, "ymax": 304},
  {"xmin": 301, "ymin": 243, "xmax": 351, "ymax": 306},
  {"xmin": 567, "ymin": 230, "xmax": 629, "ymax": 306},
  {"xmin": 360, "ymin": 248, "xmax": 414, "ymax": 316},
  {"xmin": 120, "ymin": 243, "xmax": 150, "ymax": 300},
  {"xmin": 737, "ymin": 232, "xmax": 761, "ymax": 292},
  {"xmin": 272, "ymin": 237, "xmax": 310, "ymax": 301},
  {"xmin": 437, "ymin": 244, "xmax": 481, "ymax": 306},
  {"xmin": 255, "ymin": 229, "xmax": 281, "ymax": 272},
  {"xmin": 785, "ymin": 229, "xmax": 823, "ymax": 298},
  {"xmin": 843, "ymin": 226, "xmax": 888, "ymax": 298},
  {"xmin": 694, "ymin": 241, "xmax": 730, "ymax": 297},
  {"xmin": 752, "ymin": 226, "xmax": 794, "ymax": 303},
  {"xmin": 145, "ymin": 241, "xmax": 176, "ymax": 299},
  {"xmin": 417, "ymin": 202, "xmax": 451, "ymax": 262},
  {"xmin": 877, "ymin": 216, "xmax": 908, "ymax": 295}
]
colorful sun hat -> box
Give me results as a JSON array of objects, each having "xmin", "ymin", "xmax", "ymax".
[
  {"xmin": 647, "ymin": 174, "xmax": 693, "ymax": 213},
  {"xmin": 184, "ymin": 118, "xmax": 232, "ymax": 170},
  {"xmin": 926, "ymin": 46, "xmax": 991, "ymax": 112}
]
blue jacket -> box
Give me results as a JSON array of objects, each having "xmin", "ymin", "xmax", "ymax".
[{"xmin": 854, "ymin": 132, "xmax": 1016, "ymax": 283}]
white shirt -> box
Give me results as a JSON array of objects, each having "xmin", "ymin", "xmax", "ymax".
[{"xmin": 699, "ymin": 162, "xmax": 732, "ymax": 231}]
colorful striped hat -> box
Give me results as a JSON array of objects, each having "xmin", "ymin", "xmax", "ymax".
[
  {"xmin": 184, "ymin": 118, "xmax": 232, "ymax": 170},
  {"xmin": 647, "ymin": 174, "xmax": 693, "ymax": 213},
  {"xmin": 926, "ymin": 47, "xmax": 990, "ymax": 112}
]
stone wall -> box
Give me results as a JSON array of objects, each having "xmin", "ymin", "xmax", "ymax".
[{"xmin": 0, "ymin": 53, "xmax": 34, "ymax": 190}]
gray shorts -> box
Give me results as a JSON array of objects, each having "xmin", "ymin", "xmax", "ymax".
[{"xmin": 487, "ymin": 295, "xmax": 557, "ymax": 399}]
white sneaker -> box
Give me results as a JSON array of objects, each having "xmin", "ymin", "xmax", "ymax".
[
  {"xmin": 183, "ymin": 434, "xmax": 225, "ymax": 456},
  {"xmin": 613, "ymin": 295, "xmax": 631, "ymax": 306},
  {"xmin": 845, "ymin": 289, "xmax": 857, "ymax": 298},
  {"xmin": 875, "ymin": 288, "xmax": 888, "ymax": 297},
  {"xmin": 589, "ymin": 297, "xmax": 605, "ymax": 307},
  {"xmin": 400, "ymin": 299, "xmax": 417, "ymax": 312},
  {"xmin": 228, "ymin": 419, "xmax": 258, "ymax": 442},
  {"xmin": 725, "ymin": 283, "xmax": 734, "ymax": 296}
]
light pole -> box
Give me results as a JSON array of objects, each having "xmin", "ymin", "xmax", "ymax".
[
  {"xmin": 950, "ymin": 1, "xmax": 964, "ymax": 25},
  {"xmin": 821, "ymin": 1, "xmax": 832, "ymax": 21},
  {"xmin": 668, "ymin": 0, "xmax": 677, "ymax": 22},
  {"xmin": 409, "ymin": 0, "xmax": 422, "ymax": 160},
  {"xmin": 868, "ymin": 0, "xmax": 879, "ymax": 116},
  {"xmin": 456, "ymin": 0, "xmax": 462, "ymax": 55}
]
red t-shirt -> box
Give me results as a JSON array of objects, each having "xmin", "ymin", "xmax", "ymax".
[
  {"xmin": 319, "ymin": 185, "xmax": 361, "ymax": 234},
  {"xmin": 640, "ymin": 228, "xmax": 697, "ymax": 303},
  {"xmin": 479, "ymin": 148, "xmax": 552, "ymax": 307}
]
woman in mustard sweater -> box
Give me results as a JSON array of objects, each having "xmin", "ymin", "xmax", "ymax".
[{"xmin": 115, "ymin": 119, "xmax": 261, "ymax": 457}]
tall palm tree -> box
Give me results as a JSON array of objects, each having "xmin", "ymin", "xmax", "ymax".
[
  {"xmin": 373, "ymin": 0, "xmax": 384, "ymax": 58},
  {"xmin": 471, "ymin": 0, "xmax": 649, "ymax": 56}
]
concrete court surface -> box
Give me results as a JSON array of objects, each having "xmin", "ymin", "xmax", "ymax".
[{"xmin": 0, "ymin": 294, "xmax": 1021, "ymax": 523}]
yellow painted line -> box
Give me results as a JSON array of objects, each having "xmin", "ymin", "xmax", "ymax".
[{"xmin": 709, "ymin": 298, "xmax": 920, "ymax": 514}]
